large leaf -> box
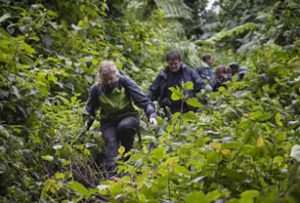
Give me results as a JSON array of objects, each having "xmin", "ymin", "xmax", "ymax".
[{"xmin": 67, "ymin": 181, "xmax": 90, "ymax": 197}]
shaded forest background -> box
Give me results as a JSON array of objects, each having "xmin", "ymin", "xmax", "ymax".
[{"xmin": 0, "ymin": 0, "xmax": 299, "ymax": 202}]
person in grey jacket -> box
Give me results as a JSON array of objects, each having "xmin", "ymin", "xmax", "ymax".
[
  {"xmin": 84, "ymin": 60, "xmax": 157, "ymax": 178},
  {"xmin": 196, "ymin": 53, "xmax": 216, "ymax": 89}
]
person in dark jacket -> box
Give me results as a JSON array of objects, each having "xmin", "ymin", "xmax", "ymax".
[
  {"xmin": 148, "ymin": 50, "xmax": 203, "ymax": 117},
  {"xmin": 213, "ymin": 65, "xmax": 231, "ymax": 91},
  {"xmin": 228, "ymin": 62, "xmax": 248, "ymax": 81},
  {"xmin": 84, "ymin": 60, "xmax": 157, "ymax": 178}
]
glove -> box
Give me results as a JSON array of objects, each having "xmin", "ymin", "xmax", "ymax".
[{"xmin": 82, "ymin": 113, "xmax": 94, "ymax": 131}]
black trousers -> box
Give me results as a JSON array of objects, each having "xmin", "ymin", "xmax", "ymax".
[{"xmin": 100, "ymin": 116, "xmax": 139, "ymax": 176}]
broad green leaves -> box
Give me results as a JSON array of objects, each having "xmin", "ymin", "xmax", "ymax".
[
  {"xmin": 169, "ymin": 86, "xmax": 183, "ymax": 101},
  {"xmin": 168, "ymin": 81, "xmax": 202, "ymax": 108},
  {"xmin": 67, "ymin": 181, "xmax": 91, "ymax": 198},
  {"xmin": 186, "ymin": 98, "xmax": 203, "ymax": 108}
]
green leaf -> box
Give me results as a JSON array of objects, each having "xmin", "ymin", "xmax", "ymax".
[
  {"xmin": 206, "ymin": 151, "xmax": 222, "ymax": 163},
  {"xmin": 185, "ymin": 191, "xmax": 208, "ymax": 203},
  {"xmin": 186, "ymin": 98, "xmax": 203, "ymax": 108},
  {"xmin": 275, "ymin": 113, "xmax": 283, "ymax": 127},
  {"xmin": 109, "ymin": 183, "xmax": 123, "ymax": 195},
  {"xmin": 118, "ymin": 146, "xmax": 125, "ymax": 155},
  {"xmin": 130, "ymin": 152, "xmax": 143, "ymax": 162},
  {"xmin": 182, "ymin": 111, "xmax": 197, "ymax": 121},
  {"xmin": 182, "ymin": 81, "xmax": 194, "ymax": 90},
  {"xmin": 22, "ymin": 42, "xmax": 36, "ymax": 54},
  {"xmin": 48, "ymin": 74, "xmax": 58, "ymax": 83},
  {"xmin": 20, "ymin": 55, "xmax": 34, "ymax": 65},
  {"xmin": 150, "ymin": 147, "xmax": 166, "ymax": 161},
  {"xmin": 250, "ymin": 111, "xmax": 273, "ymax": 121},
  {"xmin": 169, "ymin": 86, "xmax": 183, "ymax": 101},
  {"xmin": 54, "ymin": 172, "xmax": 64, "ymax": 180},
  {"xmin": 67, "ymin": 181, "xmax": 90, "ymax": 197},
  {"xmin": 47, "ymin": 10, "xmax": 58, "ymax": 17},
  {"xmin": 240, "ymin": 190, "xmax": 259, "ymax": 202},
  {"xmin": 273, "ymin": 156, "xmax": 284, "ymax": 165},
  {"xmin": 41, "ymin": 155, "xmax": 54, "ymax": 162},
  {"xmin": 173, "ymin": 164, "xmax": 190, "ymax": 176},
  {"xmin": 207, "ymin": 190, "xmax": 222, "ymax": 202}
]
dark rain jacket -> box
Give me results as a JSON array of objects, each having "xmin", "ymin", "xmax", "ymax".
[
  {"xmin": 148, "ymin": 64, "xmax": 203, "ymax": 114},
  {"xmin": 196, "ymin": 66, "xmax": 216, "ymax": 88}
]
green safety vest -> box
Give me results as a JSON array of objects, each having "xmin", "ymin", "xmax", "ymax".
[{"xmin": 99, "ymin": 85, "xmax": 139, "ymax": 121}]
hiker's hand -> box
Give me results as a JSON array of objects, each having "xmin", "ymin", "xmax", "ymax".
[
  {"xmin": 86, "ymin": 119, "xmax": 94, "ymax": 131},
  {"xmin": 149, "ymin": 117, "xmax": 157, "ymax": 128}
]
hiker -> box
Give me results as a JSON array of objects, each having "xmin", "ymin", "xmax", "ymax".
[
  {"xmin": 214, "ymin": 65, "xmax": 231, "ymax": 91},
  {"xmin": 228, "ymin": 62, "xmax": 248, "ymax": 81},
  {"xmin": 83, "ymin": 60, "xmax": 157, "ymax": 178},
  {"xmin": 148, "ymin": 50, "xmax": 203, "ymax": 118},
  {"xmin": 196, "ymin": 53, "xmax": 216, "ymax": 90}
]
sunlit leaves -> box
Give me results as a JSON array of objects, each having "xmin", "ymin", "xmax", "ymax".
[
  {"xmin": 186, "ymin": 97, "xmax": 203, "ymax": 108},
  {"xmin": 169, "ymin": 86, "xmax": 183, "ymax": 101},
  {"xmin": 182, "ymin": 81, "xmax": 193, "ymax": 90},
  {"xmin": 41, "ymin": 155, "xmax": 54, "ymax": 162},
  {"xmin": 240, "ymin": 190, "xmax": 259, "ymax": 202},
  {"xmin": 275, "ymin": 113, "xmax": 283, "ymax": 127},
  {"xmin": 185, "ymin": 191, "xmax": 207, "ymax": 203},
  {"xmin": 256, "ymin": 137, "xmax": 265, "ymax": 148},
  {"xmin": 67, "ymin": 181, "xmax": 90, "ymax": 198},
  {"xmin": 118, "ymin": 146, "xmax": 125, "ymax": 155},
  {"xmin": 41, "ymin": 179, "xmax": 61, "ymax": 199},
  {"xmin": 150, "ymin": 146, "xmax": 166, "ymax": 161},
  {"xmin": 210, "ymin": 141, "xmax": 222, "ymax": 150}
]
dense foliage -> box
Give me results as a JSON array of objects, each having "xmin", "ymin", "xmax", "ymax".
[{"xmin": 0, "ymin": 0, "xmax": 299, "ymax": 202}]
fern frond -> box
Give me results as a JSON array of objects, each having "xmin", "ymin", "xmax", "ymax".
[
  {"xmin": 195, "ymin": 22, "xmax": 258, "ymax": 45},
  {"xmin": 154, "ymin": 0, "xmax": 192, "ymax": 20}
]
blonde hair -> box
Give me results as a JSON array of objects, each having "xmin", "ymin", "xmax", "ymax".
[{"xmin": 98, "ymin": 60, "xmax": 119, "ymax": 84}]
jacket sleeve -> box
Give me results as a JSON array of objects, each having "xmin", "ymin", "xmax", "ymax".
[
  {"xmin": 122, "ymin": 77, "xmax": 156, "ymax": 119},
  {"xmin": 147, "ymin": 75, "xmax": 161, "ymax": 101},
  {"xmin": 84, "ymin": 85, "xmax": 100, "ymax": 118},
  {"xmin": 191, "ymin": 69, "xmax": 204, "ymax": 92}
]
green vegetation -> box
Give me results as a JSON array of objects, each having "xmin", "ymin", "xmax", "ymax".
[{"xmin": 0, "ymin": 0, "xmax": 299, "ymax": 202}]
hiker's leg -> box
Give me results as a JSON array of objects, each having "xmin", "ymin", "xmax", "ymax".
[
  {"xmin": 101, "ymin": 124, "xmax": 118, "ymax": 176},
  {"xmin": 116, "ymin": 116, "xmax": 139, "ymax": 153}
]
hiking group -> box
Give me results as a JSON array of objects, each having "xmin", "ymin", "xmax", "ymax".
[{"xmin": 83, "ymin": 50, "xmax": 248, "ymax": 179}]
